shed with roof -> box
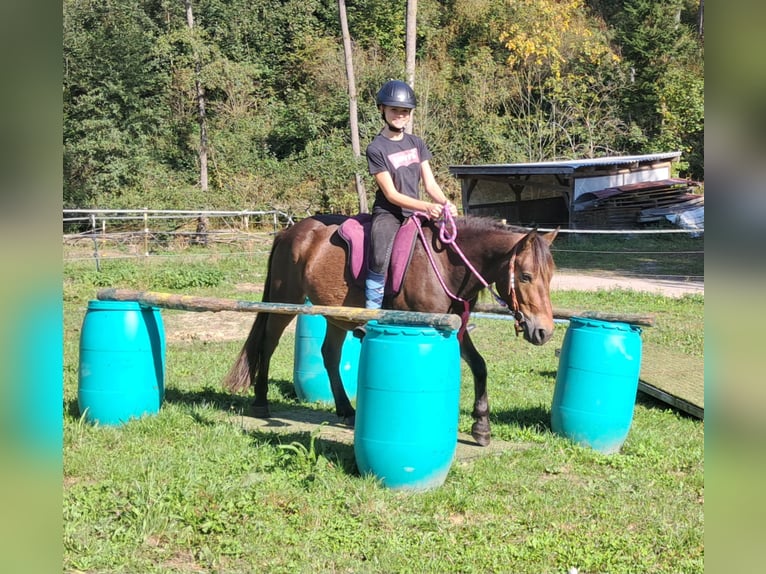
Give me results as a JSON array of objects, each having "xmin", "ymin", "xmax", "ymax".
[{"xmin": 448, "ymin": 152, "xmax": 700, "ymax": 229}]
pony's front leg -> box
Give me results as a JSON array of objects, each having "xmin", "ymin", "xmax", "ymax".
[
  {"xmin": 460, "ymin": 332, "xmax": 490, "ymax": 446},
  {"xmin": 322, "ymin": 323, "xmax": 356, "ymax": 424}
]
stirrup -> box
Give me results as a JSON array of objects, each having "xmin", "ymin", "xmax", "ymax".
[{"xmin": 352, "ymin": 325, "xmax": 367, "ymax": 340}]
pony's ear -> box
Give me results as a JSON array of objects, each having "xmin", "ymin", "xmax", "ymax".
[
  {"xmin": 517, "ymin": 228, "xmax": 537, "ymax": 251},
  {"xmin": 541, "ymin": 227, "xmax": 559, "ymax": 245}
]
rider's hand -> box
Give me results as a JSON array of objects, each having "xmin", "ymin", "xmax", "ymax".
[{"xmin": 426, "ymin": 203, "xmax": 443, "ymax": 219}]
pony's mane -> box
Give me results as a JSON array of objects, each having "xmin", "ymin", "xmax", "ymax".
[
  {"xmin": 457, "ymin": 215, "xmax": 555, "ymax": 279},
  {"xmin": 458, "ymin": 215, "xmax": 529, "ymax": 235}
]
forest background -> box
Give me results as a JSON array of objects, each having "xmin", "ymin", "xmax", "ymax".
[{"xmin": 63, "ymin": 0, "xmax": 704, "ymax": 216}]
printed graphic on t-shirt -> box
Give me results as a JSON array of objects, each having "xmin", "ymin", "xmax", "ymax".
[{"xmin": 388, "ymin": 147, "xmax": 420, "ymax": 170}]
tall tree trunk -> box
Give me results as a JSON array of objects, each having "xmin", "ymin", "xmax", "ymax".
[
  {"xmin": 184, "ymin": 0, "xmax": 208, "ymax": 192},
  {"xmin": 185, "ymin": 0, "xmax": 209, "ymax": 243},
  {"xmin": 404, "ymin": 0, "xmax": 417, "ymax": 134},
  {"xmin": 697, "ymin": 0, "xmax": 704, "ymax": 38},
  {"xmin": 339, "ymin": 0, "xmax": 367, "ymax": 213}
]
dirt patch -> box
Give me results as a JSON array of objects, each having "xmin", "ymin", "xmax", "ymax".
[
  {"xmin": 162, "ymin": 310, "xmax": 263, "ymax": 343},
  {"xmin": 233, "ymin": 282, "xmax": 263, "ymax": 295},
  {"xmin": 162, "ymin": 282, "xmax": 292, "ymax": 343},
  {"xmin": 552, "ymin": 271, "xmax": 703, "ymax": 298}
]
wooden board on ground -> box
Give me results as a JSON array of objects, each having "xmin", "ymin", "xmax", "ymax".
[
  {"xmin": 639, "ymin": 342, "xmax": 704, "ymax": 419},
  {"xmin": 235, "ymin": 406, "xmax": 530, "ymax": 462}
]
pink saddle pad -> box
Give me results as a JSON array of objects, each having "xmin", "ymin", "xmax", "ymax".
[{"xmin": 336, "ymin": 214, "xmax": 419, "ymax": 295}]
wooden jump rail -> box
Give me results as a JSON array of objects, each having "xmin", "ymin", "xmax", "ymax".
[
  {"xmin": 96, "ymin": 288, "xmax": 463, "ymax": 331},
  {"xmin": 472, "ymin": 302, "xmax": 655, "ymax": 327}
]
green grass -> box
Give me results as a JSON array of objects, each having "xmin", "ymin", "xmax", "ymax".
[
  {"xmin": 552, "ymin": 232, "xmax": 704, "ymax": 279},
  {"xmin": 63, "ymin": 239, "xmax": 704, "ymax": 573}
]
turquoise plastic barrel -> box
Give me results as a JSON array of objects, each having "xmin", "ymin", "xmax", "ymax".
[
  {"xmin": 354, "ymin": 321, "xmax": 461, "ymax": 490},
  {"xmin": 293, "ymin": 312, "xmax": 360, "ymax": 403},
  {"xmin": 551, "ymin": 317, "xmax": 642, "ymax": 454},
  {"xmin": 78, "ymin": 300, "xmax": 166, "ymax": 426}
]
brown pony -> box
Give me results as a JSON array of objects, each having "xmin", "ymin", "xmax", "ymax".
[{"xmin": 223, "ymin": 214, "xmax": 557, "ymax": 446}]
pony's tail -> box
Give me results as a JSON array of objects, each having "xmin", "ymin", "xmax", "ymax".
[
  {"xmin": 221, "ymin": 313, "xmax": 267, "ymax": 393},
  {"xmin": 221, "ymin": 233, "xmax": 281, "ymax": 394},
  {"xmin": 221, "ymin": 345, "xmax": 251, "ymax": 394}
]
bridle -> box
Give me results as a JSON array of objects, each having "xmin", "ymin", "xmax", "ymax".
[
  {"xmin": 506, "ymin": 247, "xmax": 526, "ymax": 336},
  {"xmin": 411, "ymin": 210, "xmax": 526, "ymax": 339}
]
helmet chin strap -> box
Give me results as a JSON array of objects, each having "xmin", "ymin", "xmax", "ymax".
[{"xmin": 380, "ymin": 110, "xmax": 406, "ymax": 133}]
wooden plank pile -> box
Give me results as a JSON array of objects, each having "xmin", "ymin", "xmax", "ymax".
[{"xmin": 572, "ymin": 179, "xmax": 702, "ymax": 229}]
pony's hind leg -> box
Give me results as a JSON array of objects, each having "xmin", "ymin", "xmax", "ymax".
[
  {"xmin": 250, "ymin": 313, "xmax": 295, "ymax": 418},
  {"xmin": 460, "ymin": 332, "xmax": 491, "ymax": 446},
  {"xmin": 322, "ymin": 321, "xmax": 355, "ymax": 424}
]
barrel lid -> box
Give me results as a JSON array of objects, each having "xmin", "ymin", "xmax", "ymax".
[
  {"xmin": 87, "ymin": 300, "xmax": 159, "ymax": 311},
  {"xmin": 569, "ymin": 316, "xmax": 642, "ymax": 334},
  {"xmin": 365, "ymin": 320, "xmax": 455, "ymax": 338}
]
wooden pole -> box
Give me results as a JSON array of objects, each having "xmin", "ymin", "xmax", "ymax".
[
  {"xmin": 96, "ymin": 288, "xmax": 463, "ymax": 331},
  {"xmin": 472, "ymin": 302, "xmax": 655, "ymax": 327}
]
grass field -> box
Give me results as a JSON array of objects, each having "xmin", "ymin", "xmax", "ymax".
[{"xmin": 63, "ymin": 238, "xmax": 704, "ymax": 573}]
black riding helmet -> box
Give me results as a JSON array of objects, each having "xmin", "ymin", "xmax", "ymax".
[
  {"xmin": 376, "ymin": 80, "xmax": 416, "ymax": 132},
  {"xmin": 375, "ymin": 80, "xmax": 417, "ymax": 109}
]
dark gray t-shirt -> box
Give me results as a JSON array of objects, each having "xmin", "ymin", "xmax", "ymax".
[{"xmin": 366, "ymin": 132, "xmax": 433, "ymax": 217}]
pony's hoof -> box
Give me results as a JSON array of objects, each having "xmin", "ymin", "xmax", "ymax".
[
  {"xmin": 341, "ymin": 414, "xmax": 356, "ymax": 427},
  {"xmin": 471, "ymin": 423, "xmax": 491, "ymax": 447},
  {"xmin": 472, "ymin": 431, "xmax": 491, "ymax": 447},
  {"xmin": 251, "ymin": 404, "xmax": 271, "ymax": 418}
]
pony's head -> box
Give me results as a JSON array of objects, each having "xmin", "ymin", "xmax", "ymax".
[{"xmin": 494, "ymin": 228, "xmax": 558, "ymax": 345}]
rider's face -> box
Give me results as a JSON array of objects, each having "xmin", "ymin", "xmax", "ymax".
[{"xmin": 382, "ymin": 105, "xmax": 412, "ymax": 129}]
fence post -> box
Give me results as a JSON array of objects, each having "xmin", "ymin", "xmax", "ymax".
[
  {"xmin": 90, "ymin": 213, "xmax": 101, "ymax": 272},
  {"xmin": 143, "ymin": 208, "xmax": 149, "ymax": 257}
]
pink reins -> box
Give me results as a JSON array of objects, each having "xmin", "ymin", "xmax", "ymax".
[{"xmin": 411, "ymin": 210, "xmax": 524, "ymax": 340}]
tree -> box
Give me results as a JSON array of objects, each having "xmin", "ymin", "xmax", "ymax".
[
  {"xmin": 63, "ymin": 0, "xmax": 171, "ymax": 206},
  {"xmin": 339, "ymin": 0, "xmax": 367, "ymax": 213},
  {"xmin": 404, "ymin": 0, "xmax": 417, "ymax": 134},
  {"xmin": 612, "ymin": 0, "xmax": 704, "ymax": 176},
  {"xmin": 62, "ymin": 0, "xmax": 703, "ymax": 213},
  {"xmin": 184, "ymin": 0, "xmax": 210, "ymax": 240},
  {"xmin": 184, "ymin": 0, "xmax": 208, "ymax": 194},
  {"xmin": 499, "ymin": 0, "xmax": 627, "ymax": 159}
]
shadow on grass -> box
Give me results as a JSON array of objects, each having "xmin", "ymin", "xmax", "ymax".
[
  {"xmin": 165, "ymin": 379, "xmax": 358, "ymax": 474},
  {"xmin": 243, "ymin": 428, "xmax": 358, "ymax": 476},
  {"xmin": 491, "ymin": 404, "xmax": 552, "ymax": 432},
  {"xmin": 163, "ymin": 377, "xmax": 299, "ymax": 412},
  {"xmin": 66, "ymin": 397, "xmax": 80, "ymax": 419}
]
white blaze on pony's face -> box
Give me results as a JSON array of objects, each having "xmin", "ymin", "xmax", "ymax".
[{"xmin": 499, "ymin": 229, "xmax": 558, "ymax": 345}]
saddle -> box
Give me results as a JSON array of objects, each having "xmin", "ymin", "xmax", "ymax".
[{"xmin": 336, "ymin": 214, "xmax": 419, "ymax": 296}]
